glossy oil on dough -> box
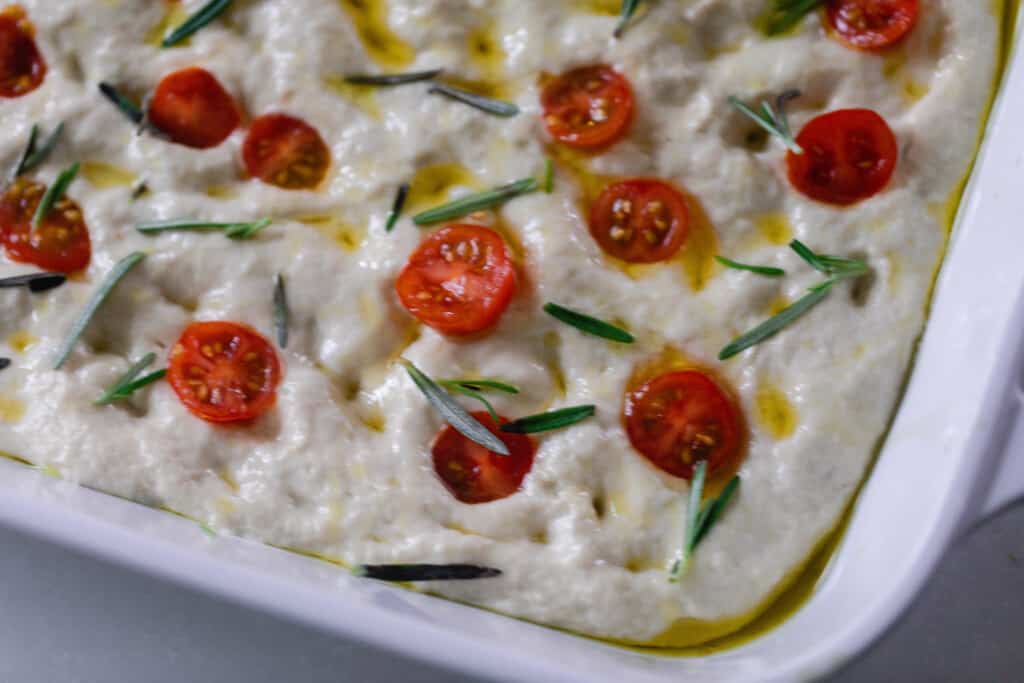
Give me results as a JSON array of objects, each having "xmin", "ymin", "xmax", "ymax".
[{"xmin": 0, "ymin": 0, "xmax": 1000, "ymax": 644}]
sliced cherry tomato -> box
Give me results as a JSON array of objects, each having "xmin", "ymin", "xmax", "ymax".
[
  {"xmin": 432, "ymin": 411, "xmax": 536, "ymax": 504},
  {"xmin": 0, "ymin": 6, "xmax": 45, "ymax": 98},
  {"xmin": 147, "ymin": 67, "xmax": 241, "ymax": 149},
  {"xmin": 395, "ymin": 224, "xmax": 516, "ymax": 336},
  {"xmin": 786, "ymin": 109, "xmax": 898, "ymax": 206},
  {"xmin": 242, "ymin": 113, "xmax": 330, "ymax": 190},
  {"xmin": 826, "ymin": 0, "xmax": 918, "ymax": 51},
  {"xmin": 541, "ymin": 64, "xmax": 634, "ymax": 151},
  {"xmin": 168, "ymin": 321, "xmax": 281, "ymax": 424},
  {"xmin": 624, "ymin": 370, "xmax": 744, "ymax": 480},
  {"xmin": 0, "ymin": 178, "xmax": 90, "ymax": 273},
  {"xmin": 589, "ymin": 179, "xmax": 690, "ymax": 263}
]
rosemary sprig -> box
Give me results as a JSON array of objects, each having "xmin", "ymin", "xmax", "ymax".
[
  {"xmin": 344, "ymin": 69, "xmax": 442, "ymax": 86},
  {"xmin": 543, "ymin": 302, "xmax": 635, "ymax": 343},
  {"xmin": 54, "ymin": 252, "xmax": 146, "ymax": 370},
  {"xmin": 413, "ymin": 177, "xmax": 538, "ymax": 225},
  {"xmin": 789, "ymin": 239, "xmax": 869, "ymax": 280},
  {"xmin": 543, "ymin": 159, "xmax": 554, "ymax": 193},
  {"xmin": 401, "ymin": 360, "xmax": 511, "ymax": 456},
  {"xmin": 98, "ymin": 82, "xmax": 144, "ymax": 126},
  {"xmin": 729, "ymin": 90, "xmax": 803, "ymax": 154},
  {"xmin": 94, "ymin": 352, "xmax": 166, "ymax": 405},
  {"xmin": 32, "ymin": 163, "xmax": 79, "ymax": 230},
  {"xmin": 385, "ymin": 183, "xmax": 409, "ymax": 232},
  {"xmin": 669, "ymin": 461, "xmax": 741, "ymax": 581},
  {"xmin": 715, "ymin": 256, "xmax": 785, "ymax": 277},
  {"xmin": 439, "ymin": 378, "xmax": 519, "ymax": 424},
  {"xmin": 614, "ymin": 0, "xmax": 641, "ymax": 38},
  {"xmin": 354, "ymin": 564, "xmax": 502, "ymax": 582},
  {"xmin": 13, "ymin": 122, "xmax": 64, "ymax": 179},
  {"xmin": 273, "ymin": 274, "xmax": 289, "ymax": 349},
  {"xmin": 136, "ymin": 218, "xmax": 272, "ymax": 240},
  {"xmin": 428, "ymin": 83, "xmax": 520, "ymax": 117},
  {"xmin": 763, "ymin": 0, "xmax": 826, "ymax": 36},
  {"xmin": 0, "ymin": 272, "xmax": 67, "ymax": 293},
  {"xmin": 501, "ymin": 405, "xmax": 596, "ymax": 434},
  {"xmin": 162, "ymin": 0, "xmax": 232, "ymax": 47}
]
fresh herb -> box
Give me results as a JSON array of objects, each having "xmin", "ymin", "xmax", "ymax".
[
  {"xmin": 162, "ymin": 0, "xmax": 232, "ymax": 47},
  {"xmin": 428, "ymin": 83, "xmax": 520, "ymax": 117},
  {"xmin": 94, "ymin": 352, "xmax": 166, "ymax": 405},
  {"xmin": 401, "ymin": 360, "xmax": 511, "ymax": 456},
  {"xmin": 0, "ymin": 358, "xmax": 9, "ymax": 371},
  {"xmin": 98, "ymin": 82, "xmax": 144, "ymax": 126},
  {"xmin": 0, "ymin": 272, "xmax": 67, "ymax": 293},
  {"xmin": 413, "ymin": 177, "xmax": 538, "ymax": 225},
  {"xmin": 614, "ymin": 0, "xmax": 641, "ymax": 38},
  {"xmin": 439, "ymin": 378, "xmax": 520, "ymax": 424},
  {"xmin": 136, "ymin": 217, "xmax": 272, "ymax": 240},
  {"xmin": 543, "ymin": 302, "xmax": 635, "ymax": 344},
  {"xmin": 715, "ymin": 255, "xmax": 785, "ymax": 277},
  {"xmin": 131, "ymin": 180, "xmax": 149, "ymax": 200},
  {"xmin": 354, "ymin": 563, "xmax": 502, "ymax": 582},
  {"xmin": 788, "ymin": 239, "xmax": 869, "ymax": 280},
  {"xmin": 762, "ymin": 0, "xmax": 826, "ymax": 36},
  {"xmin": 543, "ymin": 159, "xmax": 554, "ymax": 193},
  {"xmin": 669, "ymin": 461, "xmax": 740, "ymax": 581},
  {"xmin": 500, "ymin": 405, "xmax": 596, "ymax": 434},
  {"xmin": 54, "ymin": 252, "xmax": 146, "ymax": 370},
  {"xmin": 32, "ymin": 163, "xmax": 79, "ymax": 230},
  {"xmin": 13, "ymin": 122, "xmax": 64, "ymax": 178},
  {"xmin": 385, "ymin": 183, "xmax": 409, "ymax": 232},
  {"xmin": 273, "ymin": 274, "xmax": 289, "ymax": 349},
  {"xmin": 729, "ymin": 90, "xmax": 803, "ymax": 154},
  {"xmin": 344, "ymin": 69, "xmax": 443, "ymax": 86}
]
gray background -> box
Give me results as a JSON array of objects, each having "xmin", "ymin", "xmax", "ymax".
[{"xmin": 0, "ymin": 503, "xmax": 1020, "ymax": 683}]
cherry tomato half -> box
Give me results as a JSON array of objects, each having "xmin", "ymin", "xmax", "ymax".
[
  {"xmin": 0, "ymin": 6, "xmax": 45, "ymax": 98},
  {"xmin": 826, "ymin": 0, "xmax": 919, "ymax": 51},
  {"xmin": 0, "ymin": 178, "xmax": 91, "ymax": 273},
  {"xmin": 624, "ymin": 370, "xmax": 744, "ymax": 480},
  {"xmin": 168, "ymin": 321, "xmax": 281, "ymax": 424},
  {"xmin": 589, "ymin": 179, "xmax": 690, "ymax": 263},
  {"xmin": 541, "ymin": 64, "xmax": 634, "ymax": 151},
  {"xmin": 147, "ymin": 67, "xmax": 242, "ymax": 149},
  {"xmin": 432, "ymin": 411, "xmax": 536, "ymax": 504},
  {"xmin": 396, "ymin": 224, "xmax": 516, "ymax": 336},
  {"xmin": 786, "ymin": 109, "xmax": 898, "ymax": 206},
  {"xmin": 242, "ymin": 113, "xmax": 330, "ymax": 190}
]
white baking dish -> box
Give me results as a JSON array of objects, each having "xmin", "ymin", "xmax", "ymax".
[{"xmin": 2, "ymin": 16, "xmax": 1024, "ymax": 683}]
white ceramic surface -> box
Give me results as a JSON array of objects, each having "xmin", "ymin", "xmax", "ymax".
[{"xmin": 2, "ymin": 17, "xmax": 1023, "ymax": 683}]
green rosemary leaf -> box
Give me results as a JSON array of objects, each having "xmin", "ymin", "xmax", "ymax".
[
  {"xmin": 385, "ymin": 183, "xmax": 409, "ymax": 232},
  {"xmin": 354, "ymin": 563, "xmax": 502, "ymax": 582},
  {"xmin": 0, "ymin": 272, "xmax": 67, "ymax": 293},
  {"xmin": 692, "ymin": 476, "xmax": 740, "ymax": 547},
  {"xmin": 54, "ymin": 252, "xmax": 146, "ymax": 370},
  {"xmin": 789, "ymin": 240, "xmax": 869, "ymax": 280},
  {"xmin": 440, "ymin": 379, "xmax": 520, "ymax": 395},
  {"xmin": 224, "ymin": 217, "xmax": 272, "ymax": 239},
  {"xmin": 273, "ymin": 274, "xmax": 289, "ymax": 349},
  {"xmin": 32, "ymin": 162, "xmax": 79, "ymax": 230},
  {"xmin": 344, "ymin": 69, "xmax": 443, "ymax": 86},
  {"xmin": 543, "ymin": 159, "xmax": 554, "ymax": 193},
  {"xmin": 670, "ymin": 460, "xmax": 707, "ymax": 582},
  {"xmin": 614, "ymin": 0, "xmax": 641, "ymax": 38},
  {"xmin": 401, "ymin": 359, "xmax": 510, "ymax": 456},
  {"xmin": 413, "ymin": 177, "xmax": 538, "ymax": 225},
  {"xmin": 18, "ymin": 122, "xmax": 64, "ymax": 177},
  {"xmin": 500, "ymin": 405, "xmax": 596, "ymax": 434},
  {"xmin": 94, "ymin": 353, "xmax": 166, "ymax": 405},
  {"xmin": 12, "ymin": 124, "xmax": 39, "ymax": 179},
  {"xmin": 543, "ymin": 302, "xmax": 635, "ymax": 343},
  {"xmin": 443, "ymin": 383, "xmax": 499, "ymax": 423},
  {"xmin": 98, "ymin": 82, "xmax": 144, "ymax": 126},
  {"xmin": 763, "ymin": 0, "xmax": 826, "ymax": 37},
  {"xmin": 718, "ymin": 285, "xmax": 829, "ymax": 360},
  {"xmin": 162, "ymin": 0, "xmax": 232, "ymax": 47},
  {"xmin": 136, "ymin": 218, "xmax": 272, "ymax": 240},
  {"xmin": 729, "ymin": 91, "xmax": 803, "ymax": 154},
  {"xmin": 428, "ymin": 83, "xmax": 520, "ymax": 117},
  {"xmin": 715, "ymin": 255, "xmax": 785, "ymax": 277}
]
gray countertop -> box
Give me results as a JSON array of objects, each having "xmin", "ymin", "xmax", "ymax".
[{"xmin": 0, "ymin": 504, "xmax": 1020, "ymax": 683}]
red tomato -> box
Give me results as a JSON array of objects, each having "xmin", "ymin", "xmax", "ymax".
[
  {"xmin": 0, "ymin": 6, "xmax": 45, "ymax": 98},
  {"xmin": 0, "ymin": 178, "xmax": 90, "ymax": 273},
  {"xmin": 826, "ymin": 0, "xmax": 919, "ymax": 51},
  {"xmin": 624, "ymin": 370, "xmax": 744, "ymax": 480},
  {"xmin": 432, "ymin": 411, "xmax": 536, "ymax": 504},
  {"xmin": 589, "ymin": 179, "xmax": 690, "ymax": 263},
  {"xmin": 147, "ymin": 67, "xmax": 242, "ymax": 149},
  {"xmin": 541, "ymin": 64, "xmax": 634, "ymax": 151},
  {"xmin": 242, "ymin": 113, "xmax": 330, "ymax": 190},
  {"xmin": 395, "ymin": 224, "xmax": 516, "ymax": 336},
  {"xmin": 168, "ymin": 321, "xmax": 281, "ymax": 424},
  {"xmin": 786, "ymin": 109, "xmax": 898, "ymax": 206}
]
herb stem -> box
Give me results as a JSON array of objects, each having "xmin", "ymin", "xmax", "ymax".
[
  {"xmin": 0, "ymin": 272, "xmax": 67, "ymax": 293},
  {"xmin": 385, "ymin": 183, "xmax": 409, "ymax": 232},
  {"xmin": 344, "ymin": 69, "xmax": 443, "ymax": 86},
  {"xmin": 729, "ymin": 91, "xmax": 803, "ymax": 154},
  {"xmin": 162, "ymin": 0, "xmax": 232, "ymax": 47},
  {"xmin": 614, "ymin": 0, "xmax": 641, "ymax": 38},
  {"xmin": 413, "ymin": 177, "xmax": 538, "ymax": 226},
  {"xmin": 543, "ymin": 302, "xmax": 635, "ymax": 344},
  {"xmin": 715, "ymin": 256, "xmax": 785, "ymax": 277},
  {"xmin": 428, "ymin": 83, "xmax": 520, "ymax": 118},
  {"xmin": 136, "ymin": 218, "xmax": 272, "ymax": 240},
  {"xmin": 500, "ymin": 405, "xmax": 596, "ymax": 434},
  {"xmin": 32, "ymin": 163, "xmax": 79, "ymax": 230},
  {"xmin": 355, "ymin": 564, "xmax": 502, "ymax": 582},
  {"xmin": 99, "ymin": 82, "xmax": 144, "ymax": 126},
  {"xmin": 273, "ymin": 274, "xmax": 289, "ymax": 349}
]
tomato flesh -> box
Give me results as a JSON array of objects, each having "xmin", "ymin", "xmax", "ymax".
[
  {"xmin": 242, "ymin": 113, "xmax": 330, "ymax": 190},
  {"xmin": 786, "ymin": 109, "xmax": 898, "ymax": 206},
  {"xmin": 168, "ymin": 321, "xmax": 281, "ymax": 424},
  {"xmin": 0, "ymin": 6, "xmax": 45, "ymax": 98},
  {"xmin": 624, "ymin": 370, "xmax": 744, "ymax": 480},
  {"xmin": 432, "ymin": 411, "xmax": 536, "ymax": 504},
  {"xmin": 589, "ymin": 179, "xmax": 690, "ymax": 263},
  {"xmin": 0, "ymin": 178, "xmax": 91, "ymax": 273},
  {"xmin": 148, "ymin": 67, "xmax": 242, "ymax": 149},
  {"xmin": 541, "ymin": 64, "xmax": 634, "ymax": 151},
  {"xmin": 396, "ymin": 224, "xmax": 516, "ymax": 336},
  {"xmin": 826, "ymin": 0, "xmax": 919, "ymax": 51}
]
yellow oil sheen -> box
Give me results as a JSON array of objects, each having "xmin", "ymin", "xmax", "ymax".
[{"xmin": 338, "ymin": 0, "xmax": 414, "ymax": 69}]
